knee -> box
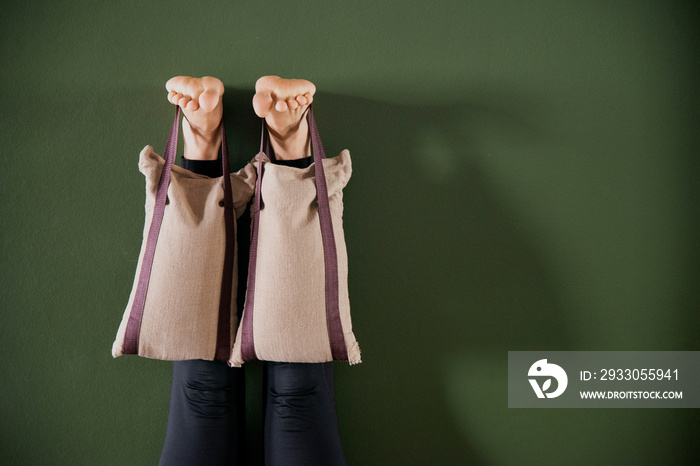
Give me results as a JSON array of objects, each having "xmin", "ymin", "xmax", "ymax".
[
  {"xmin": 173, "ymin": 360, "xmax": 240, "ymax": 417},
  {"xmin": 266, "ymin": 362, "xmax": 336, "ymax": 415}
]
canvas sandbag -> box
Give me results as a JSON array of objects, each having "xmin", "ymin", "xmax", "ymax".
[
  {"xmin": 229, "ymin": 107, "xmax": 361, "ymax": 366},
  {"xmin": 112, "ymin": 107, "xmax": 256, "ymax": 361}
]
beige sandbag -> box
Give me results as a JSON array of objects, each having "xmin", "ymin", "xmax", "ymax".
[
  {"xmin": 112, "ymin": 108, "xmax": 255, "ymax": 361},
  {"xmin": 230, "ymin": 108, "xmax": 361, "ymax": 366}
]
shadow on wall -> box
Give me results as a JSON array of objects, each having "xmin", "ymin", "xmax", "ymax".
[
  {"xmin": 217, "ymin": 89, "xmax": 571, "ymax": 465},
  {"xmin": 306, "ymin": 92, "xmax": 700, "ymax": 466},
  {"xmin": 315, "ymin": 93, "xmax": 570, "ymax": 466}
]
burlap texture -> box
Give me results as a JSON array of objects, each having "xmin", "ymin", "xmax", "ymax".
[
  {"xmin": 112, "ymin": 146, "xmax": 256, "ymax": 360},
  {"xmin": 229, "ymin": 150, "xmax": 361, "ymax": 366}
]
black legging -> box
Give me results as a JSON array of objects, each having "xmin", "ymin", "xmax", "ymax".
[
  {"xmin": 159, "ymin": 360, "xmax": 347, "ymax": 466},
  {"xmin": 158, "ymin": 156, "xmax": 347, "ymax": 466},
  {"xmin": 158, "ymin": 359, "xmax": 245, "ymax": 465},
  {"xmin": 264, "ymin": 362, "xmax": 347, "ymax": 466}
]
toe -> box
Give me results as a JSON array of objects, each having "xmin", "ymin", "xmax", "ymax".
[
  {"xmin": 274, "ymin": 100, "xmax": 289, "ymax": 112},
  {"xmin": 177, "ymin": 96, "xmax": 191, "ymax": 108},
  {"xmin": 295, "ymin": 95, "xmax": 308, "ymax": 106},
  {"xmin": 169, "ymin": 92, "xmax": 183, "ymax": 105},
  {"xmin": 185, "ymin": 99, "xmax": 200, "ymax": 111},
  {"xmin": 285, "ymin": 98, "xmax": 299, "ymax": 111}
]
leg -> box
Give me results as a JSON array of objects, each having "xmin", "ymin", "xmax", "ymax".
[
  {"xmin": 159, "ymin": 360, "xmax": 245, "ymax": 466},
  {"xmin": 166, "ymin": 75, "xmax": 225, "ymax": 160},
  {"xmin": 252, "ymin": 76, "xmax": 316, "ymax": 160},
  {"xmin": 264, "ymin": 362, "xmax": 348, "ymax": 466},
  {"xmin": 253, "ymin": 76, "xmax": 347, "ymax": 464},
  {"xmin": 158, "ymin": 81, "xmax": 243, "ymax": 464}
]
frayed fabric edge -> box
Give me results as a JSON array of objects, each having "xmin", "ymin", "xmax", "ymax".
[{"xmin": 347, "ymin": 341, "xmax": 362, "ymax": 365}]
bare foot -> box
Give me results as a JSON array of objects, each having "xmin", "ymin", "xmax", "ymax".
[
  {"xmin": 252, "ymin": 76, "xmax": 316, "ymax": 160},
  {"xmin": 165, "ymin": 76, "xmax": 224, "ymax": 160}
]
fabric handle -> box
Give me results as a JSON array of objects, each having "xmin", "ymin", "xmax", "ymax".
[{"xmin": 123, "ymin": 107, "xmax": 236, "ymax": 361}]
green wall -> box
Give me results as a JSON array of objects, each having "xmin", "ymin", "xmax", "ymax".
[{"xmin": 1, "ymin": 1, "xmax": 698, "ymax": 465}]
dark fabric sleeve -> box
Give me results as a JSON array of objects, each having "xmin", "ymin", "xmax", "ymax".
[
  {"xmin": 180, "ymin": 157, "xmax": 223, "ymax": 177},
  {"xmin": 273, "ymin": 155, "xmax": 313, "ymax": 169}
]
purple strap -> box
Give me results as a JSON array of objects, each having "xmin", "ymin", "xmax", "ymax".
[
  {"xmin": 308, "ymin": 108, "xmax": 348, "ymax": 361},
  {"xmin": 239, "ymin": 123, "xmax": 266, "ymax": 361},
  {"xmin": 123, "ymin": 107, "xmax": 236, "ymax": 361},
  {"xmin": 241, "ymin": 106, "xmax": 349, "ymax": 362},
  {"xmin": 215, "ymin": 122, "xmax": 236, "ymax": 361}
]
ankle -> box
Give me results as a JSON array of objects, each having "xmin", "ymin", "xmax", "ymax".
[
  {"xmin": 268, "ymin": 118, "xmax": 310, "ymax": 160},
  {"xmin": 182, "ymin": 120, "xmax": 221, "ymax": 160}
]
